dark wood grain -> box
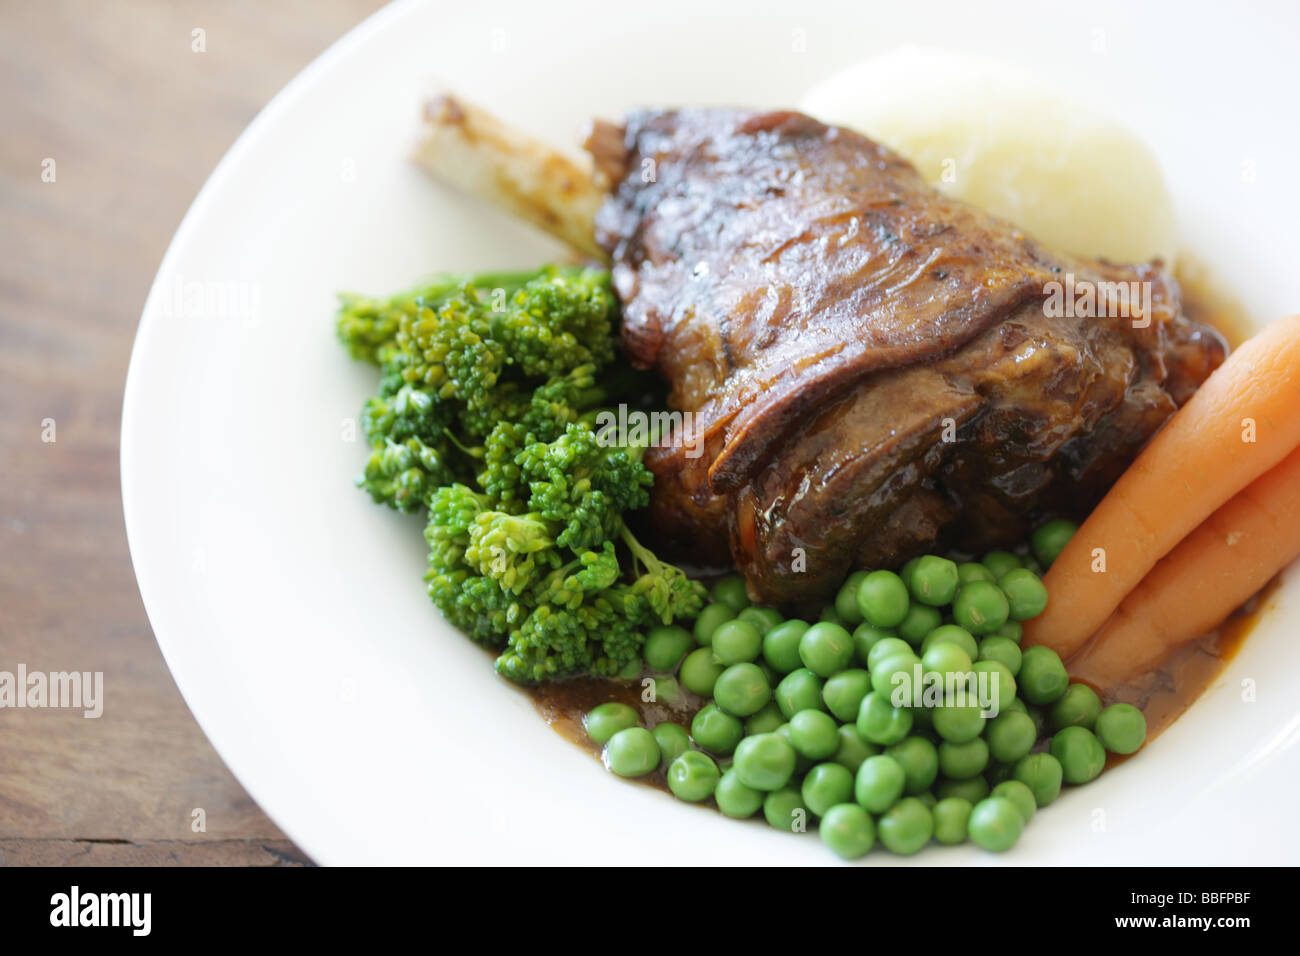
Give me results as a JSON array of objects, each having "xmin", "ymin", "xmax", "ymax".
[{"xmin": 0, "ymin": 0, "xmax": 387, "ymax": 866}]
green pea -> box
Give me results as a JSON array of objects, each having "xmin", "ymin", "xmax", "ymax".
[
  {"xmin": 885, "ymin": 735, "xmax": 939, "ymax": 794},
  {"xmin": 666, "ymin": 750, "xmax": 720, "ymax": 802},
  {"xmin": 981, "ymin": 550, "xmax": 1023, "ymax": 580},
  {"xmin": 867, "ymin": 636, "xmax": 914, "ymax": 671},
  {"xmin": 712, "ymin": 662, "xmax": 771, "ymax": 717},
  {"xmin": 744, "ymin": 701, "xmax": 785, "ymax": 737},
  {"xmin": 775, "ymin": 667, "xmax": 825, "ymax": 719},
  {"xmin": 991, "ymin": 779, "xmax": 1036, "ymax": 824},
  {"xmin": 715, "ymin": 768, "xmax": 764, "ymax": 818},
  {"xmin": 856, "ymin": 691, "xmax": 914, "ymax": 746},
  {"xmin": 585, "ymin": 702, "xmax": 639, "ymax": 746},
  {"xmin": 870, "ymin": 652, "xmax": 921, "ymax": 701},
  {"xmin": 652, "ymin": 722, "xmax": 691, "ymax": 766},
  {"xmin": 1018, "ymin": 645, "xmax": 1069, "ymax": 705},
  {"xmin": 1032, "ymin": 517, "xmax": 1077, "ymax": 567},
  {"xmin": 921, "ymin": 641, "xmax": 973, "ymax": 680},
  {"xmin": 896, "ymin": 603, "xmax": 943, "ymax": 647},
  {"xmin": 710, "ymin": 574, "xmax": 750, "ymax": 613},
  {"xmin": 998, "ymin": 568, "xmax": 1049, "ymax": 621},
  {"xmin": 932, "ymin": 796, "xmax": 973, "ymax": 845},
  {"xmin": 733, "ymin": 732, "xmax": 797, "ymax": 791},
  {"xmin": 956, "ymin": 562, "xmax": 995, "ymax": 585},
  {"xmin": 831, "ymin": 724, "xmax": 879, "ymax": 773},
  {"xmin": 823, "ymin": 668, "xmax": 873, "ymax": 723},
  {"xmin": 932, "ymin": 700, "xmax": 985, "ymax": 743},
  {"xmin": 852, "ymin": 623, "xmax": 895, "ymax": 666},
  {"xmin": 798, "ymin": 622, "xmax": 854, "ymax": 677},
  {"xmin": 679, "ymin": 647, "xmax": 724, "ymax": 696},
  {"xmin": 835, "ymin": 570, "xmax": 870, "ymax": 625},
  {"xmin": 736, "ymin": 605, "xmax": 783, "ymax": 637},
  {"xmin": 978, "ymin": 635, "xmax": 1022, "ymax": 675},
  {"xmin": 789, "ymin": 709, "xmax": 840, "ymax": 760},
  {"xmin": 819, "ymin": 803, "xmax": 876, "ymax": 859},
  {"xmin": 693, "ymin": 603, "xmax": 734, "ymax": 646},
  {"xmin": 952, "ymin": 581, "xmax": 1010, "ymax": 635},
  {"xmin": 856, "ymin": 570, "xmax": 911, "ymax": 628},
  {"xmin": 921, "ymin": 624, "xmax": 979, "ymax": 660},
  {"xmin": 1049, "ymin": 683, "xmax": 1103, "ymax": 730},
  {"xmin": 690, "ymin": 703, "xmax": 744, "ymax": 755},
  {"xmin": 642, "ymin": 626, "xmax": 691, "ymax": 672},
  {"xmin": 1013, "ymin": 752, "xmax": 1063, "ymax": 806},
  {"xmin": 909, "ymin": 555, "xmax": 960, "ymax": 606},
  {"xmin": 935, "ymin": 776, "xmax": 990, "ymax": 803},
  {"xmin": 916, "ymin": 790, "xmax": 938, "ymax": 807},
  {"xmin": 878, "ymin": 796, "xmax": 933, "ymax": 855},
  {"xmin": 762, "ymin": 787, "xmax": 810, "ymax": 832},
  {"xmin": 968, "ymin": 796, "xmax": 1023, "ymax": 852},
  {"xmin": 854, "ymin": 754, "xmax": 906, "ymax": 813},
  {"xmin": 802, "ymin": 762, "xmax": 855, "ymax": 817},
  {"xmin": 973, "ymin": 660, "xmax": 1016, "ymax": 709},
  {"xmin": 762, "ymin": 619, "xmax": 809, "ymax": 674},
  {"xmin": 986, "ymin": 710, "xmax": 1037, "ymax": 764},
  {"xmin": 994, "ymin": 620, "xmax": 1023, "ymax": 644},
  {"xmin": 711, "ymin": 619, "xmax": 762, "ymax": 666},
  {"xmin": 938, "ymin": 737, "xmax": 989, "ymax": 780},
  {"xmin": 1095, "ymin": 703, "xmax": 1147, "ymax": 755},
  {"xmin": 603, "ymin": 727, "xmax": 660, "ymax": 777}
]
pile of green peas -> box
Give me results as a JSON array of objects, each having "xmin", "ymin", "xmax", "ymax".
[{"xmin": 588, "ymin": 519, "xmax": 1149, "ymax": 860}]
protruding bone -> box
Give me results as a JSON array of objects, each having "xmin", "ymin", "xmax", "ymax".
[{"xmin": 413, "ymin": 94, "xmax": 609, "ymax": 262}]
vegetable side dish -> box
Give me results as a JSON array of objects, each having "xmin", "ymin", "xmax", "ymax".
[{"xmin": 335, "ymin": 58, "xmax": 1300, "ymax": 859}]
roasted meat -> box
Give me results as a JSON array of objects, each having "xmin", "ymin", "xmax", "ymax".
[{"xmin": 593, "ymin": 108, "xmax": 1226, "ymax": 606}]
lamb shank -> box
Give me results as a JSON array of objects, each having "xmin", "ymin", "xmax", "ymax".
[{"xmin": 416, "ymin": 98, "xmax": 1227, "ymax": 608}]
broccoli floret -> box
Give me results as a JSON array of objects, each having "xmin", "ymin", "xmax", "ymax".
[
  {"xmin": 518, "ymin": 422, "xmax": 652, "ymax": 550},
  {"xmin": 497, "ymin": 593, "xmax": 643, "ymax": 682},
  {"xmin": 427, "ymin": 568, "xmax": 521, "ymax": 647},
  {"xmin": 339, "ymin": 264, "xmax": 707, "ymax": 683},
  {"xmin": 464, "ymin": 510, "xmax": 557, "ymax": 594},
  {"xmin": 360, "ymin": 438, "xmax": 456, "ymax": 512},
  {"xmin": 337, "ymin": 270, "xmax": 542, "ymax": 364},
  {"xmin": 494, "ymin": 268, "xmax": 617, "ymax": 378}
]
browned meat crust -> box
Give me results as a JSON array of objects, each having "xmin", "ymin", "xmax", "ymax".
[{"xmin": 593, "ymin": 108, "xmax": 1226, "ymax": 606}]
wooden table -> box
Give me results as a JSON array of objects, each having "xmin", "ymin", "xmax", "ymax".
[{"xmin": 0, "ymin": 0, "xmax": 386, "ymax": 866}]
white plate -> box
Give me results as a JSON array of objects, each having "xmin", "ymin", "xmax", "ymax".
[{"xmin": 122, "ymin": 0, "xmax": 1300, "ymax": 864}]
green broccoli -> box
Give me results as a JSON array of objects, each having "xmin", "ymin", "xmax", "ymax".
[
  {"xmin": 518, "ymin": 422, "xmax": 652, "ymax": 550},
  {"xmin": 339, "ymin": 264, "xmax": 706, "ymax": 683}
]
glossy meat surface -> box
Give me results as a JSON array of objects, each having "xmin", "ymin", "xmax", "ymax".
[{"xmin": 594, "ymin": 108, "xmax": 1226, "ymax": 605}]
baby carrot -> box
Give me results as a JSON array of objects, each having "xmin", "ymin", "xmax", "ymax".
[
  {"xmin": 1068, "ymin": 442, "xmax": 1300, "ymax": 691},
  {"xmin": 1024, "ymin": 314, "xmax": 1300, "ymax": 657}
]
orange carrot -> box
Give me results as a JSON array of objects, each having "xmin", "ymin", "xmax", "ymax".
[
  {"xmin": 1024, "ymin": 314, "xmax": 1300, "ymax": 657},
  {"xmin": 1068, "ymin": 442, "xmax": 1300, "ymax": 691}
]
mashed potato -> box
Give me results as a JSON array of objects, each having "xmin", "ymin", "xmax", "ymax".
[{"xmin": 801, "ymin": 46, "xmax": 1177, "ymax": 266}]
